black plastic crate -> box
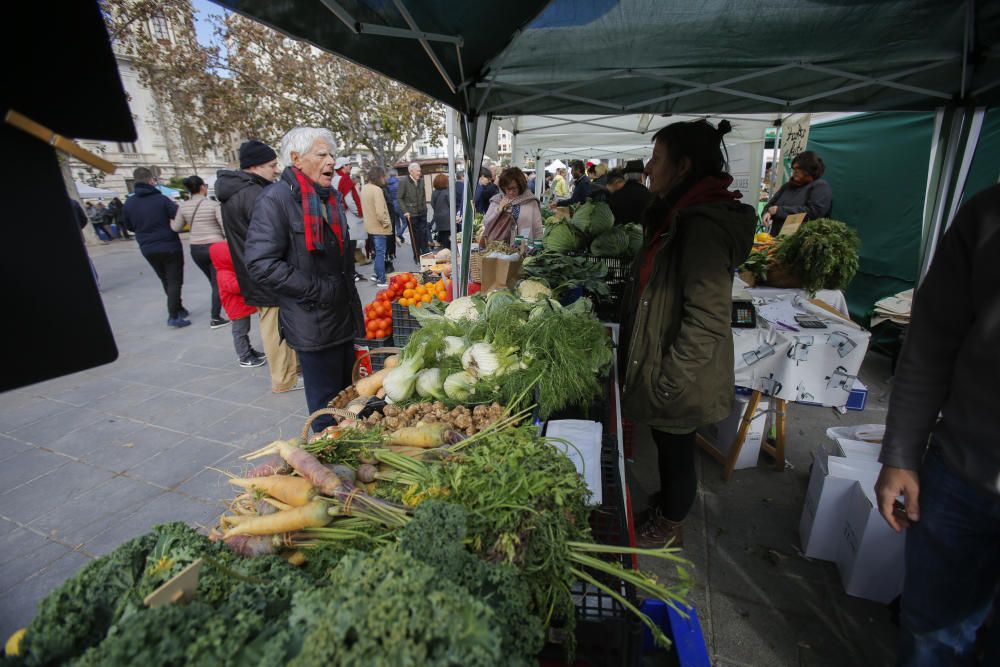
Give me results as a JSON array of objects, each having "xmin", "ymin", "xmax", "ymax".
[
  {"xmin": 583, "ymin": 255, "xmax": 631, "ymax": 323},
  {"xmin": 538, "ymin": 431, "xmax": 642, "ymax": 667},
  {"xmin": 390, "ymin": 302, "xmax": 421, "ymax": 348},
  {"xmin": 353, "ymin": 336, "xmax": 393, "ymax": 376}
]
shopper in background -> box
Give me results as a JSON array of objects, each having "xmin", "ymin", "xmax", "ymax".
[
  {"xmin": 246, "ymin": 127, "xmax": 364, "ymax": 433},
  {"xmin": 361, "ymin": 165, "xmax": 393, "ymax": 287},
  {"xmin": 607, "ymin": 160, "xmax": 652, "ymax": 225},
  {"xmin": 762, "ymin": 150, "xmax": 833, "ymax": 235},
  {"xmin": 431, "ymin": 173, "xmax": 453, "ymax": 250},
  {"xmin": 216, "ymin": 139, "xmax": 302, "ymax": 393},
  {"xmin": 108, "ymin": 196, "xmax": 129, "ymax": 239},
  {"xmin": 554, "ymin": 160, "xmax": 591, "ymax": 207},
  {"xmin": 620, "ymin": 119, "xmax": 755, "ymax": 548},
  {"xmin": 552, "ymin": 167, "xmax": 569, "ymax": 199},
  {"xmin": 474, "ymin": 165, "xmax": 499, "ymax": 214},
  {"xmin": 87, "ymin": 201, "xmax": 111, "ymax": 241},
  {"xmin": 210, "ymin": 241, "xmax": 265, "ymax": 368},
  {"xmin": 479, "ymin": 167, "xmax": 543, "ymax": 245},
  {"xmin": 385, "ymin": 167, "xmax": 407, "ymax": 245},
  {"xmin": 177, "ymin": 175, "xmax": 228, "ymax": 329},
  {"xmin": 398, "ymin": 161, "xmax": 429, "ymax": 254},
  {"xmin": 123, "ymin": 167, "xmax": 189, "ymax": 327},
  {"xmin": 333, "ymin": 156, "xmax": 368, "ymax": 282},
  {"xmin": 875, "ymin": 184, "xmax": 1000, "ymax": 667}
]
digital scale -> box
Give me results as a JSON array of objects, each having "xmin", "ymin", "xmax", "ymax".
[{"xmin": 731, "ymin": 300, "xmax": 757, "ymax": 328}]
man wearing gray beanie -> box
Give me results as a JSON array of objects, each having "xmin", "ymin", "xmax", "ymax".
[{"xmin": 215, "ymin": 140, "xmax": 302, "ymax": 393}]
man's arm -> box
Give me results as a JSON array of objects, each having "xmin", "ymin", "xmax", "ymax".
[{"xmin": 875, "ymin": 196, "xmax": 977, "ymax": 531}]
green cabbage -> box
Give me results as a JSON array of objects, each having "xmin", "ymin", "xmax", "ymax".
[
  {"xmin": 624, "ymin": 223, "xmax": 643, "ymax": 255},
  {"xmin": 590, "ymin": 227, "xmax": 630, "ymax": 257},
  {"xmin": 570, "ymin": 202, "xmax": 593, "ymax": 235},
  {"xmin": 589, "ymin": 202, "xmax": 614, "ymax": 236},
  {"xmin": 543, "ymin": 223, "xmax": 581, "ymax": 253}
]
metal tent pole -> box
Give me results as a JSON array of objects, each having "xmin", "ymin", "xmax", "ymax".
[{"xmin": 446, "ymin": 106, "xmax": 458, "ymax": 291}]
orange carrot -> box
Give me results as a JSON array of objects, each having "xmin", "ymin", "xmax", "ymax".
[
  {"xmin": 222, "ymin": 498, "xmax": 331, "ymax": 538},
  {"xmin": 230, "ymin": 475, "xmax": 316, "ymax": 507}
]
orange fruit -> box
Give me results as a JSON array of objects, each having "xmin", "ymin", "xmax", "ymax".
[{"xmin": 421, "ymin": 294, "xmax": 432, "ymax": 303}]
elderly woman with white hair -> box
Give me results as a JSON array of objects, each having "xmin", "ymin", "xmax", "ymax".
[{"xmin": 246, "ymin": 127, "xmax": 364, "ymax": 433}]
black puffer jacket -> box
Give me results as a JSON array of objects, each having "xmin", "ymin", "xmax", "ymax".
[
  {"xmin": 245, "ymin": 169, "xmax": 364, "ymax": 352},
  {"xmin": 216, "ymin": 169, "xmax": 278, "ymax": 307}
]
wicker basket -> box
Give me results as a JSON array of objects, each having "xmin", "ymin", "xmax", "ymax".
[
  {"xmin": 469, "ymin": 250, "xmax": 483, "ymax": 283},
  {"xmin": 351, "ymin": 346, "xmax": 402, "ymax": 384},
  {"xmin": 763, "ymin": 260, "xmax": 802, "ymax": 288}
]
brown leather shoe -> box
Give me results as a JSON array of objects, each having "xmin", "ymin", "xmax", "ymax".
[{"xmin": 635, "ymin": 511, "xmax": 684, "ymax": 549}]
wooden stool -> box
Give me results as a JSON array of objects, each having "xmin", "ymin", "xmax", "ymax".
[{"xmin": 696, "ymin": 390, "xmax": 787, "ymax": 481}]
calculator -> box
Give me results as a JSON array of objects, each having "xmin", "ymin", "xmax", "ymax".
[
  {"xmin": 731, "ymin": 300, "xmax": 757, "ymax": 328},
  {"xmin": 793, "ymin": 314, "xmax": 828, "ymax": 329}
]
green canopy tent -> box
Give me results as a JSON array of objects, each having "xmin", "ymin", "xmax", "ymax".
[{"xmin": 213, "ymin": 0, "xmax": 1000, "ymax": 293}]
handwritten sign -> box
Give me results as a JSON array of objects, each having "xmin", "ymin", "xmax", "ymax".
[{"xmin": 776, "ymin": 114, "xmax": 811, "ymax": 188}]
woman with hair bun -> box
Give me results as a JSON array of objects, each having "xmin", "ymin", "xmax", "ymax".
[
  {"xmin": 762, "ymin": 150, "xmax": 833, "ymax": 235},
  {"xmin": 620, "ymin": 119, "xmax": 756, "ymax": 548},
  {"xmin": 177, "ymin": 174, "xmax": 229, "ymax": 328}
]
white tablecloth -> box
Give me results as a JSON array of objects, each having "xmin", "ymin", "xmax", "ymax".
[{"xmin": 732, "ymin": 294, "xmax": 870, "ymax": 407}]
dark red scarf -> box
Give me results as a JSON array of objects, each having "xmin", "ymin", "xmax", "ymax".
[
  {"xmin": 291, "ymin": 167, "xmax": 344, "ymax": 254},
  {"xmin": 638, "ymin": 174, "xmax": 742, "ymax": 294}
]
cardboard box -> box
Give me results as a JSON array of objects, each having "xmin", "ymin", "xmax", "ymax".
[
  {"xmin": 834, "ymin": 438, "xmax": 882, "ymax": 463},
  {"xmin": 846, "ymin": 379, "xmax": 868, "ymax": 411},
  {"xmin": 697, "ymin": 393, "xmax": 770, "ymax": 471},
  {"xmin": 835, "ymin": 481, "xmax": 905, "ymax": 603},
  {"xmin": 799, "ymin": 448, "xmax": 882, "ymax": 561}
]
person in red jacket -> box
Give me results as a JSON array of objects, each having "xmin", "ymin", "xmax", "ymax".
[{"xmin": 210, "ymin": 241, "xmax": 266, "ymax": 368}]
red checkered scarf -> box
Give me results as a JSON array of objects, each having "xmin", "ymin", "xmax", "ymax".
[{"xmin": 290, "ymin": 167, "xmax": 343, "ymax": 254}]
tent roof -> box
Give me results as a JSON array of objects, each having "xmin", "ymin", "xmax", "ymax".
[
  {"xmin": 215, "ymin": 0, "xmax": 1000, "ymax": 117},
  {"xmin": 499, "ymin": 112, "xmax": 860, "ymax": 160},
  {"xmin": 75, "ymin": 181, "xmax": 118, "ymax": 198}
]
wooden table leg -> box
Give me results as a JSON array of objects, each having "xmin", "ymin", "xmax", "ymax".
[{"xmin": 723, "ymin": 390, "xmax": 762, "ymax": 482}]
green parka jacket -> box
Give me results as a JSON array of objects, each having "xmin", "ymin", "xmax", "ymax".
[{"xmin": 619, "ymin": 199, "xmax": 755, "ymax": 430}]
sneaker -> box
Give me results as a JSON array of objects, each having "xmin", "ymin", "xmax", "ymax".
[
  {"xmin": 210, "ymin": 317, "xmax": 230, "ymax": 329},
  {"xmin": 397, "ymin": 235, "xmax": 406, "ymax": 245},
  {"xmin": 249, "ymin": 347, "xmax": 264, "ymax": 358},
  {"xmin": 239, "ymin": 354, "xmax": 267, "ymax": 368},
  {"xmin": 273, "ymin": 377, "xmax": 305, "ymax": 393},
  {"xmin": 376, "ymin": 281, "xmax": 388, "ymax": 288},
  {"xmin": 635, "ymin": 510, "xmax": 684, "ymax": 549},
  {"xmin": 178, "ymin": 307, "xmax": 190, "ymax": 318},
  {"xmin": 368, "ymin": 274, "xmax": 379, "ymax": 282},
  {"xmin": 167, "ymin": 317, "xmax": 192, "ymax": 328},
  {"xmin": 354, "ymin": 274, "xmax": 362, "ymax": 282}
]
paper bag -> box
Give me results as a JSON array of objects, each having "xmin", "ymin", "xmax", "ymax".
[
  {"xmin": 480, "ymin": 256, "xmax": 522, "ymax": 292},
  {"xmin": 778, "ymin": 212, "xmax": 806, "ymax": 236}
]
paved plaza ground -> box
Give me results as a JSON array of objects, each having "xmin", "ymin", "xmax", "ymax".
[{"xmin": 0, "ymin": 235, "xmax": 898, "ymax": 664}]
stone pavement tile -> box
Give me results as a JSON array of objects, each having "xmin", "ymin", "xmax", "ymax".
[
  {"xmin": 0, "ymin": 539, "xmax": 75, "ymax": 595},
  {"xmin": 0, "ymin": 550, "xmax": 91, "ymax": 641},
  {"xmin": 706, "ymin": 535, "xmax": 836, "ymax": 617},
  {"xmin": 8, "ymin": 406, "xmax": 106, "ymax": 449},
  {"xmin": 827, "ymin": 584, "xmax": 897, "ymax": 666},
  {"xmin": 81, "ymin": 491, "xmax": 218, "ymax": 558},
  {"xmin": 124, "ymin": 437, "xmax": 237, "ymax": 489},
  {"xmin": 151, "ymin": 396, "xmax": 240, "ymax": 436},
  {"xmin": 44, "ymin": 376, "xmax": 131, "ymax": 407},
  {"xmin": 196, "ymin": 406, "xmax": 295, "ymax": 448},
  {"xmin": 0, "ymin": 398, "xmax": 75, "ymax": 434},
  {"xmin": 251, "ymin": 389, "xmax": 310, "ymax": 416},
  {"xmin": 0, "ymin": 449, "xmax": 72, "ymax": 493},
  {"xmin": 174, "ymin": 465, "xmax": 239, "ymax": 505},
  {"xmin": 0, "ymin": 518, "xmax": 20, "ymax": 539},
  {"xmin": 99, "ymin": 383, "xmax": 167, "ymax": 413},
  {"xmin": 173, "ymin": 370, "xmax": 244, "ymax": 398},
  {"xmin": 102, "ymin": 356, "xmax": 178, "ymax": 384},
  {"xmin": 0, "ymin": 462, "xmax": 117, "ymax": 525},
  {"xmin": 81, "ymin": 425, "xmax": 187, "ymax": 473},
  {"xmin": 44, "ymin": 415, "xmax": 146, "ymax": 459},
  {"xmin": 710, "ymin": 591, "xmax": 861, "ymax": 667},
  {"xmin": 112, "ymin": 389, "xmax": 198, "ymax": 423},
  {"xmin": 170, "ymin": 343, "xmax": 241, "ymax": 371},
  {"xmin": 0, "ymin": 434, "xmax": 33, "ymax": 463},
  {"xmin": 159, "ymin": 362, "xmax": 238, "ymax": 389},
  {"xmin": 210, "ymin": 375, "xmax": 274, "ymax": 406},
  {"xmin": 30, "ymin": 476, "xmax": 166, "ymax": 547},
  {"xmin": 0, "ymin": 527, "xmax": 50, "ymax": 568}
]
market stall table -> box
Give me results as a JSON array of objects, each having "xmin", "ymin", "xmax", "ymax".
[{"xmin": 699, "ymin": 290, "xmax": 871, "ymax": 480}]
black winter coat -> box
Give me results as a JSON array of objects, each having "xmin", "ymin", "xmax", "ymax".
[
  {"xmin": 610, "ymin": 180, "xmax": 652, "ymax": 225},
  {"xmin": 245, "ymin": 169, "xmax": 364, "ymax": 352},
  {"xmin": 216, "ymin": 169, "xmax": 278, "ymax": 307},
  {"xmin": 431, "ymin": 188, "xmax": 452, "ymax": 231}
]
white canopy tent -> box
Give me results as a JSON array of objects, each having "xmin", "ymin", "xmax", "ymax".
[{"xmin": 74, "ymin": 181, "xmax": 119, "ymax": 199}]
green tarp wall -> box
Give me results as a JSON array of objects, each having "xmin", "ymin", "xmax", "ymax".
[
  {"xmin": 962, "ymin": 109, "xmax": 1000, "ymax": 205},
  {"xmin": 807, "ymin": 113, "xmax": 935, "ymax": 322}
]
